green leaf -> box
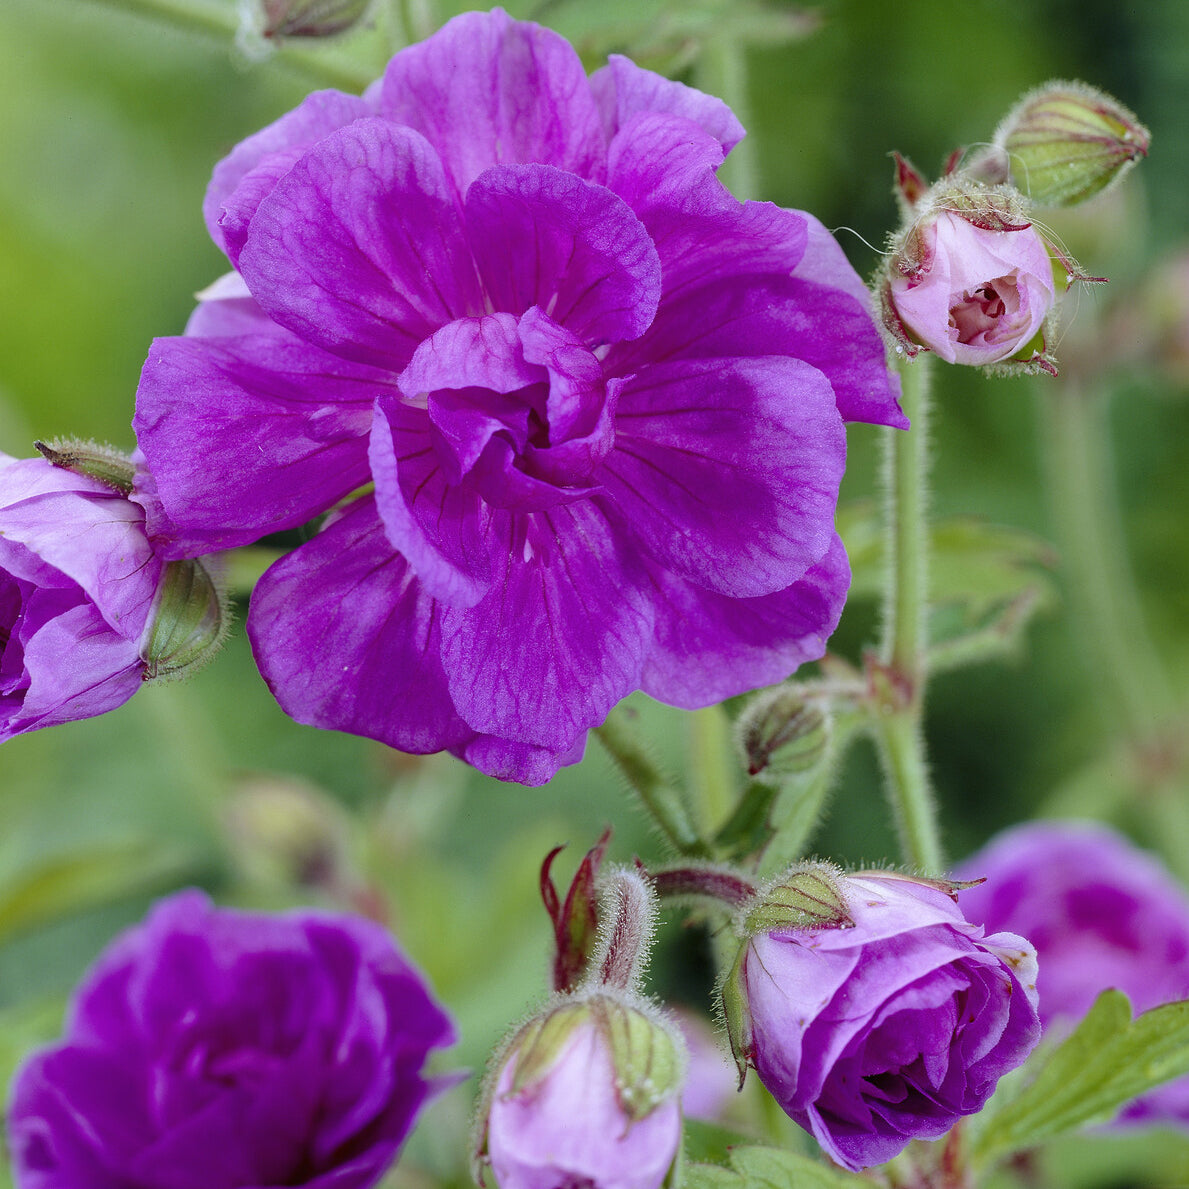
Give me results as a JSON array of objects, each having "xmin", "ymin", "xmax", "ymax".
[
  {"xmin": 970, "ymin": 990, "xmax": 1189, "ymax": 1171},
  {"xmin": 731, "ymin": 1145, "xmax": 871, "ymax": 1189},
  {"xmin": 684, "ymin": 1163, "xmax": 744, "ymax": 1189}
]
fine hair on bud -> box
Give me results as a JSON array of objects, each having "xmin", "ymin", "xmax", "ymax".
[{"xmin": 585, "ymin": 866, "xmax": 659, "ymax": 995}]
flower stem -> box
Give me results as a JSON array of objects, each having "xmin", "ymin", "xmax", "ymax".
[
  {"xmin": 594, "ymin": 711, "xmax": 710, "ymax": 858},
  {"xmin": 874, "ymin": 355, "xmax": 945, "ymax": 874}
]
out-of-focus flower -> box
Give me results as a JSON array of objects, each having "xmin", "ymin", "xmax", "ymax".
[
  {"xmin": 132, "ymin": 8, "xmax": 904, "ymax": 786},
  {"xmin": 0, "ymin": 450, "xmax": 223, "ymax": 742},
  {"xmin": 6, "ymin": 889, "xmax": 456, "ymax": 1189},
  {"xmin": 673, "ymin": 1008, "xmax": 736, "ymax": 1123},
  {"xmin": 723, "ymin": 865, "xmax": 1040, "ymax": 1170},
  {"xmin": 956, "ymin": 820, "xmax": 1189, "ymax": 1126},
  {"xmin": 883, "ymin": 202, "xmax": 1057, "ymax": 370},
  {"xmin": 478, "ymin": 995, "xmax": 683, "ymax": 1189}
]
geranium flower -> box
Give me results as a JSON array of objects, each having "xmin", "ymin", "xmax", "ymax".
[{"xmin": 133, "ymin": 10, "xmax": 903, "ymax": 784}]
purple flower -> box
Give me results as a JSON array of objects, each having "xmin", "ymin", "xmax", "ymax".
[
  {"xmin": 132, "ymin": 9, "xmax": 904, "ymax": 785},
  {"xmin": 0, "ymin": 451, "xmax": 164, "ymax": 740},
  {"xmin": 6, "ymin": 889, "xmax": 456, "ymax": 1189},
  {"xmin": 887, "ymin": 209, "xmax": 1056, "ymax": 366},
  {"xmin": 955, "ymin": 820, "xmax": 1189, "ymax": 1127},
  {"xmin": 734, "ymin": 871, "xmax": 1040, "ymax": 1170},
  {"xmin": 480, "ymin": 996, "xmax": 683, "ymax": 1189}
]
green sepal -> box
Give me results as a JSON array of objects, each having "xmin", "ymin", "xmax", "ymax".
[
  {"xmin": 506, "ymin": 1000, "xmax": 588, "ymax": 1096},
  {"xmin": 720, "ymin": 943, "xmax": 752, "ymax": 1088},
  {"xmin": 592, "ymin": 996, "xmax": 684, "ymax": 1124},
  {"xmin": 143, "ymin": 557, "xmax": 229, "ymax": 681},
  {"xmin": 35, "ymin": 439, "xmax": 135, "ymax": 494},
  {"xmin": 741, "ymin": 863, "xmax": 853, "ymax": 936}
]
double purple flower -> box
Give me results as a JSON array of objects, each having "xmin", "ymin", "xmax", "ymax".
[{"xmin": 133, "ymin": 10, "xmax": 903, "ymax": 784}]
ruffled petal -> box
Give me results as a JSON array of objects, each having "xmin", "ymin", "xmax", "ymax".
[
  {"xmin": 456, "ymin": 732, "xmax": 587, "ymax": 788},
  {"xmin": 204, "ymin": 90, "xmax": 374, "ymax": 265},
  {"xmin": 238, "ymin": 119, "xmax": 483, "ymax": 372},
  {"xmin": 611, "ymin": 272, "xmax": 906, "ymax": 428},
  {"xmin": 133, "ymin": 334, "xmax": 380, "ymax": 555},
  {"xmin": 368, "ymin": 393, "xmax": 500, "ymax": 607},
  {"xmin": 465, "ymin": 163, "xmax": 661, "ymax": 345},
  {"xmin": 439, "ymin": 501, "xmax": 653, "ymax": 751},
  {"xmin": 639, "ymin": 535, "xmax": 849, "ymax": 708},
  {"xmin": 183, "ymin": 272, "xmax": 275, "ymax": 339},
  {"xmin": 377, "ymin": 8, "xmax": 605, "ymax": 196},
  {"xmin": 248, "ymin": 497, "xmax": 472, "ymax": 755},
  {"xmin": 589, "ymin": 54, "xmax": 744, "ymax": 153},
  {"xmin": 602, "ymin": 357, "xmax": 844, "ymax": 597}
]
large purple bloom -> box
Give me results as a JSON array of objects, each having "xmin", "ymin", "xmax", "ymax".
[
  {"xmin": 133, "ymin": 10, "xmax": 904, "ymax": 784},
  {"xmin": 956, "ymin": 820, "xmax": 1189, "ymax": 1127},
  {"xmin": 0, "ymin": 451, "xmax": 164, "ymax": 739},
  {"xmin": 6, "ymin": 890, "xmax": 456, "ymax": 1189}
]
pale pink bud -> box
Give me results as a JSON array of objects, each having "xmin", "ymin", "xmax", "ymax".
[{"xmin": 888, "ymin": 210, "xmax": 1056, "ymax": 368}]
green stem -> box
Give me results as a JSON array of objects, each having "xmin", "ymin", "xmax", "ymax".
[
  {"xmin": 594, "ymin": 713, "xmax": 709, "ymax": 858},
  {"xmin": 80, "ymin": 0, "xmax": 377, "ymax": 91},
  {"xmin": 874, "ymin": 355, "xmax": 944, "ymax": 874},
  {"xmin": 1040, "ymin": 380, "xmax": 1173, "ymax": 736},
  {"xmin": 694, "ymin": 37, "xmax": 758, "ymax": 201}
]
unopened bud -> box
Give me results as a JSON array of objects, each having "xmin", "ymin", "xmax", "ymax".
[
  {"xmin": 477, "ymin": 994, "xmax": 684, "ymax": 1189},
  {"xmin": 994, "ymin": 81, "xmax": 1150, "ymax": 208},
  {"xmin": 737, "ymin": 687, "xmax": 830, "ymax": 782},
  {"xmin": 142, "ymin": 556, "xmax": 229, "ymax": 680},
  {"xmin": 260, "ymin": 0, "xmax": 370, "ymax": 38}
]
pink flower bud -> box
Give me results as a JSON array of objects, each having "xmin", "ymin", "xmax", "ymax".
[{"xmin": 886, "ymin": 209, "xmax": 1057, "ymax": 368}]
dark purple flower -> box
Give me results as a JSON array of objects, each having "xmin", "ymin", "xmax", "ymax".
[
  {"xmin": 0, "ymin": 451, "xmax": 164, "ymax": 740},
  {"xmin": 6, "ymin": 889, "xmax": 456, "ymax": 1189},
  {"xmin": 132, "ymin": 10, "xmax": 904, "ymax": 785},
  {"xmin": 956, "ymin": 820, "xmax": 1189, "ymax": 1127},
  {"xmin": 735, "ymin": 871, "xmax": 1040, "ymax": 1170}
]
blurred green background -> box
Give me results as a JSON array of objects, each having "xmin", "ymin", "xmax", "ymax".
[{"xmin": 1, "ymin": 0, "xmax": 1188, "ymax": 1185}]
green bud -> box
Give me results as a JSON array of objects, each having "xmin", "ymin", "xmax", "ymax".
[
  {"xmin": 736, "ymin": 687, "xmax": 830, "ymax": 783},
  {"xmin": 34, "ymin": 439, "xmax": 134, "ymax": 494},
  {"xmin": 741, "ymin": 861, "xmax": 853, "ymax": 935},
  {"xmin": 261, "ymin": 0, "xmax": 370, "ymax": 38},
  {"xmin": 994, "ymin": 80, "xmax": 1150, "ymax": 207},
  {"xmin": 143, "ymin": 557, "xmax": 229, "ymax": 681}
]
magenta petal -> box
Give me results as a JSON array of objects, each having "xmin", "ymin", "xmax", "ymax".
[
  {"xmin": 603, "ymin": 357, "xmax": 844, "ymax": 597},
  {"xmin": 369, "ymin": 395, "xmax": 499, "ymax": 607},
  {"xmin": 457, "ymin": 732, "xmax": 587, "ymax": 788},
  {"xmin": 439, "ymin": 502, "xmax": 653, "ymax": 751},
  {"xmin": 238, "ymin": 119, "xmax": 483, "ymax": 372},
  {"xmin": 183, "ymin": 272, "xmax": 274, "ymax": 339},
  {"xmin": 589, "ymin": 54, "xmax": 744, "ymax": 153},
  {"xmin": 205, "ymin": 90, "xmax": 374, "ymax": 265},
  {"xmin": 248, "ymin": 496, "xmax": 472, "ymax": 754},
  {"xmin": 6, "ymin": 603, "xmax": 144, "ymax": 737},
  {"xmin": 399, "ymin": 313, "xmax": 540, "ymax": 404},
  {"xmin": 133, "ymin": 333, "xmax": 380, "ymax": 554},
  {"xmin": 641, "ymin": 535, "xmax": 849, "ymax": 708},
  {"xmin": 465, "ymin": 163, "xmax": 661, "ymax": 345},
  {"xmin": 378, "ymin": 8, "xmax": 605, "ymax": 195}
]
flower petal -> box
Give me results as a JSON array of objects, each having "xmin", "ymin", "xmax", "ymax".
[
  {"xmin": 248, "ymin": 496, "xmax": 472, "ymax": 755},
  {"xmin": 640, "ymin": 535, "xmax": 849, "ymax": 708},
  {"xmin": 603, "ymin": 357, "xmax": 844, "ymax": 597},
  {"xmin": 238, "ymin": 119, "xmax": 483, "ymax": 373},
  {"xmin": 589, "ymin": 54, "xmax": 744, "ymax": 153},
  {"xmin": 377, "ymin": 9, "xmax": 605, "ymax": 196},
  {"xmin": 465, "ymin": 163, "xmax": 661, "ymax": 344},
  {"xmin": 133, "ymin": 333, "xmax": 380, "ymax": 555},
  {"xmin": 204, "ymin": 89, "xmax": 374, "ymax": 264},
  {"xmin": 439, "ymin": 501, "xmax": 653, "ymax": 751}
]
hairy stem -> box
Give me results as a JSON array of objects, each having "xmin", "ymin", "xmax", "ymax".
[{"xmin": 875, "ymin": 355, "xmax": 944, "ymax": 874}]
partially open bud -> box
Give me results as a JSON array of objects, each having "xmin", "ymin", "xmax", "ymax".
[
  {"xmin": 260, "ymin": 0, "xmax": 370, "ymax": 38},
  {"xmin": 880, "ymin": 183, "xmax": 1062, "ymax": 372},
  {"xmin": 477, "ymin": 994, "xmax": 685, "ymax": 1189},
  {"xmin": 722, "ymin": 864, "xmax": 1040, "ymax": 1171},
  {"xmin": 993, "ymin": 81, "xmax": 1150, "ymax": 208},
  {"xmin": 736, "ymin": 687, "xmax": 830, "ymax": 782}
]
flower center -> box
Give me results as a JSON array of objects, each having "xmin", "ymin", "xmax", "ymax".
[{"xmin": 949, "ymin": 275, "xmax": 1024, "ymax": 346}]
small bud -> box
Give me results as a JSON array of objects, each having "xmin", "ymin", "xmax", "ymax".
[
  {"xmin": 142, "ymin": 556, "xmax": 229, "ymax": 680},
  {"xmin": 260, "ymin": 0, "xmax": 370, "ymax": 38},
  {"xmin": 476, "ymin": 994, "xmax": 685, "ymax": 1189},
  {"xmin": 736, "ymin": 687, "xmax": 830, "ymax": 782},
  {"xmin": 879, "ymin": 183, "xmax": 1062, "ymax": 373},
  {"xmin": 540, "ymin": 830, "xmax": 610, "ymax": 994},
  {"xmin": 35, "ymin": 438, "xmax": 135, "ymax": 494},
  {"xmin": 994, "ymin": 81, "xmax": 1150, "ymax": 208}
]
